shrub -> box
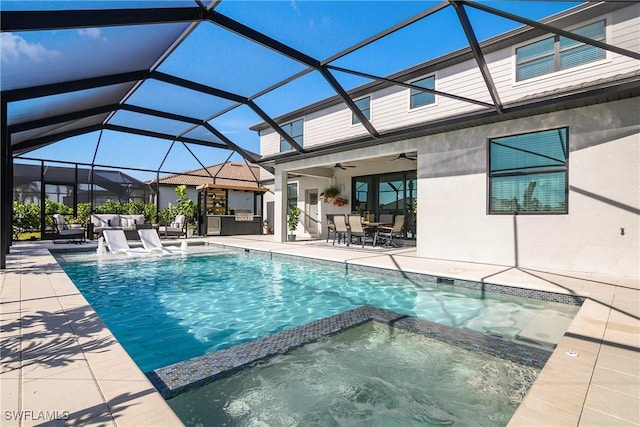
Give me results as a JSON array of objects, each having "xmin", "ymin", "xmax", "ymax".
[
  {"xmin": 143, "ymin": 202, "xmax": 158, "ymax": 224},
  {"xmin": 12, "ymin": 201, "xmax": 40, "ymax": 239},
  {"xmin": 126, "ymin": 200, "xmax": 146, "ymax": 215},
  {"xmin": 76, "ymin": 203, "xmax": 92, "ymax": 226},
  {"xmin": 159, "ymin": 204, "xmax": 179, "ymax": 226},
  {"xmin": 94, "ymin": 199, "xmax": 125, "ymax": 214}
]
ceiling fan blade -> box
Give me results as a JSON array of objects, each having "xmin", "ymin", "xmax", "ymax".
[
  {"xmin": 334, "ymin": 163, "xmax": 355, "ymax": 170},
  {"xmin": 394, "ymin": 153, "xmax": 417, "ymax": 161}
]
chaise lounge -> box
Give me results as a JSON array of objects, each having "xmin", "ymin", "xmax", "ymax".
[
  {"xmin": 101, "ymin": 229, "xmax": 146, "ymax": 255},
  {"xmin": 137, "ymin": 229, "xmax": 179, "ymax": 254}
]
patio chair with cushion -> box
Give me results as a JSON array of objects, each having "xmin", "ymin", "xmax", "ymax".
[
  {"xmin": 347, "ymin": 214, "xmax": 375, "ymax": 248},
  {"xmin": 376, "ymin": 215, "xmax": 405, "ymax": 247},
  {"xmin": 52, "ymin": 214, "xmax": 85, "ymax": 243},
  {"xmin": 158, "ymin": 214, "xmax": 187, "ymax": 238}
]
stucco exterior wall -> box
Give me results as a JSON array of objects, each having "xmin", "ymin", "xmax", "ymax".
[
  {"xmin": 157, "ymin": 185, "xmax": 197, "ymax": 210},
  {"xmin": 416, "ymin": 98, "xmax": 639, "ymax": 278}
]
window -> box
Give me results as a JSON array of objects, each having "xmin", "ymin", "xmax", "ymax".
[
  {"xmin": 352, "ymin": 96, "xmax": 370, "ymax": 125},
  {"xmin": 516, "ymin": 20, "xmax": 605, "ymax": 81},
  {"xmin": 410, "ymin": 75, "xmax": 435, "ymax": 109},
  {"xmin": 287, "ymin": 182, "xmax": 298, "ymax": 211},
  {"xmin": 280, "ymin": 119, "xmax": 303, "ymax": 152},
  {"xmin": 489, "ymin": 128, "xmax": 568, "ymax": 214}
]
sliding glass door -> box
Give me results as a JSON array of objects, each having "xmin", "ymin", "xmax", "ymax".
[{"xmin": 352, "ymin": 170, "xmax": 417, "ymax": 239}]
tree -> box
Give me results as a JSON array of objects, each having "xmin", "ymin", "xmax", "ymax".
[{"xmin": 175, "ymin": 185, "xmax": 197, "ymax": 226}]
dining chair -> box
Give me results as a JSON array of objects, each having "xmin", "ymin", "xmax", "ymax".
[
  {"xmin": 332, "ymin": 215, "xmax": 350, "ymax": 246},
  {"xmin": 347, "ymin": 214, "xmax": 374, "ymax": 248},
  {"xmin": 377, "ymin": 215, "xmax": 405, "ymax": 247}
]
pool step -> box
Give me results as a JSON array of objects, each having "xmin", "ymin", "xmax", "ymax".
[{"xmin": 513, "ymin": 308, "xmax": 574, "ymax": 349}]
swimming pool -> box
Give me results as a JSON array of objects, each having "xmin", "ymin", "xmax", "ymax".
[{"xmin": 54, "ymin": 247, "xmax": 579, "ymax": 372}]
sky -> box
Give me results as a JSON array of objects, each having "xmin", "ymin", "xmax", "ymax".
[{"xmin": 2, "ymin": 0, "xmax": 581, "ymax": 182}]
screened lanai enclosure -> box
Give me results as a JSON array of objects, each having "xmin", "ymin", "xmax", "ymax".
[
  {"xmin": 12, "ymin": 161, "xmax": 153, "ymax": 239},
  {"xmin": 2, "ymin": 0, "xmax": 637, "ymax": 267},
  {"xmin": 14, "ymin": 162, "xmax": 151, "ymax": 206}
]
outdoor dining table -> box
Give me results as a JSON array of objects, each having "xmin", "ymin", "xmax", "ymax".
[{"xmin": 362, "ymin": 222, "xmax": 390, "ymax": 247}]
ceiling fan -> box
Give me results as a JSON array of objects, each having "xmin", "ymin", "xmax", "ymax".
[
  {"xmin": 334, "ymin": 163, "xmax": 356, "ymax": 170},
  {"xmin": 393, "ymin": 153, "xmax": 417, "ymax": 161}
]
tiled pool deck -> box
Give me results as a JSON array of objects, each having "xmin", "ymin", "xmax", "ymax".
[{"xmin": 1, "ymin": 235, "xmax": 638, "ymax": 426}]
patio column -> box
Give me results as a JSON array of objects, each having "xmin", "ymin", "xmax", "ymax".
[
  {"xmin": 273, "ymin": 168, "xmax": 288, "ymax": 242},
  {"xmin": 1, "ymin": 101, "xmax": 9, "ymax": 268}
]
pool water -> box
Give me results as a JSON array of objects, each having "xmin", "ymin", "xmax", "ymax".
[
  {"xmin": 54, "ymin": 248, "xmax": 578, "ymax": 372},
  {"xmin": 168, "ymin": 321, "xmax": 540, "ymax": 427}
]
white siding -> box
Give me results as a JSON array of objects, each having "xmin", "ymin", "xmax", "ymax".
[
  {"xmin": 304, "ymin": 103, "xmax": 370, "ymax": 148},
  {"xmin": 495, "ymin": 7, "xmax": 640, "ymax": 104},
  {"xmin": 259, "ymin": 4, "xmax": 638, "ymax": 151},
  {"xmin": 260, "ymin": 128, "xmax": 280, "ymax": 156}
]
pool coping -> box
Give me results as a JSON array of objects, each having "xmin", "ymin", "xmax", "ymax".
[
  {"xmin": 148, "ymin": 305, "xmax": 553, "ymax": 399},
  {"xmin": 1, "ymin": 236, "xmax": 638, "ymax": 426}
]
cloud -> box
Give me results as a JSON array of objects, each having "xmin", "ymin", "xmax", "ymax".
[
  {"xmin": 77, "ymin": 28, "xmax": 104, "ymax": 40},
  {"xmin": 0, "ymin": 33, "xmax": 60, "ymax": 63}
]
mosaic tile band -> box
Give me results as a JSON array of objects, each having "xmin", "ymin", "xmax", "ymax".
[{"xmin": 148, "ymin": 305, "xmax": 552, "ymax": 399}]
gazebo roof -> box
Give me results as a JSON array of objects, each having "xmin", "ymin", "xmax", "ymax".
[{"xmin": 155, "ymin": 161, "xmax": 262, "ymax": 190}]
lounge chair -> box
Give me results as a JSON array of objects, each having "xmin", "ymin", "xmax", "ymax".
[
  {"xmin": 52, "ymin": 214, "xmax": 85, "ymax": 243},
  {"xmin": 102, "ymin": 229, "xmax": 146, "ymax": 255},
  {"xmin": 137, "ymin": 229, "xmax": 178, "ymax": 254}
]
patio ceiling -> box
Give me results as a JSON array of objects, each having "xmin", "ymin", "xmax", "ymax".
[{"xmin": 3, "ymin": 1, "xmax": 637, "ymax": 178}]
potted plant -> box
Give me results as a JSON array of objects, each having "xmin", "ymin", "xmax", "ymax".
[
  {"xmin": 287, "ymin": 207, "xmax": 301, "ymax": 241},
  {"xmin": 321, "ymin": 184, "xmax": 340, "ymax": 203},
  {"xmin": 69, "ymin": 217, "xmax": 84, "ymax": 229}
]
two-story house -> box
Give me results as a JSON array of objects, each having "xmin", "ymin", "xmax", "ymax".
[{"xmin": 253, "ymin": 2, "xmax": 639, "ymax": 278}]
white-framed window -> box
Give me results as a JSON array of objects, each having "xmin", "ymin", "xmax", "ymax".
[
  {"xmin": 352, "ymin": 96, "xmax": 371, "ymax": 125},
  {"xmin": 515, "ymin": 20, "xmax": 606, "ymax": 82},
  {"xmin": 488, "ymin": 128, "xmax": 568, "ymax": 214},
  {"xmin": 409, "ymin": 75, "xmax": 436, "ymax": 109},
  {"xmin": 287, "ymin": 182, "xmax": 298, "ymax": 211},
  {"xmin": 279, "ymin": 119, "xmax": 303, "ymax": 152}
]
